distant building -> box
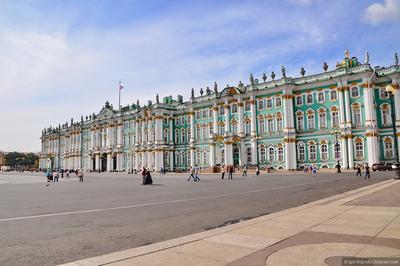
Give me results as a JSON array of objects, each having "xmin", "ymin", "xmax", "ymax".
[{"xmin": 40, "ymin": 51, "xmax": 400, "ymax": 172}]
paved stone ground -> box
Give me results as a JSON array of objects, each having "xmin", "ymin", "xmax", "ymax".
[{"xmin": 0, "ymin": 171, "xmax": 393, "ymax": 266}]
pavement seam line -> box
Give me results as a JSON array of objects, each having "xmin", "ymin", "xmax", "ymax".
[{"xmin": 0, "ymin": 176, "xmax": 362, "ymax": 223}]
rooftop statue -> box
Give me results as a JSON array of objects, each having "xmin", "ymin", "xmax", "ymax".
[
  {"xmin": 262, "ymin": 73, "xmax": 267, "ymax": 82},
  {"xmin": 238, "ymin": 80, "xmax": 244, "ymax": 89},
  {"xmin": 249, "ymin": 73, "xmax": 254, "ymax": 85},
  {"xmin": 395, "ymin": 53, "xmax": 399, "ymax": 66},
  {"xmin": 271, "ymin": 71, "xmax": 276, "ymax": 80},
  {"xmin": 191, "ymin": 88, "xmax": 195, "ymax": 99},
  {"xmin": 281, "ymin": 65, "xmax": 286, "ymax": 78},
  {"xmin": 345, "ymin": 49, "xmax": 350, "ymax": 59},
  {"xmin": 214, "ymin": 82, "xmax": 218, "ymax": 94},
  {"xmin": 200, "ymin": 88, "xmax": 204, "ymax": 96},
  {"xmin": 136, "ymin": 99, "xmax": 140, "ymax": 107},
  {"xmin": 206, "ymin": 86, "xmax": 211, "ymax": 95},
  {"xmin": 156, "ymin": 94, "xmax": 159, "ymax": 104},
  {"xmin": 300, "ymin": 67, "xmax": 306, "ymax": 77},
  {"xmin": 323, "ymin": 62, "xmax": 328, "ymax": 72}
]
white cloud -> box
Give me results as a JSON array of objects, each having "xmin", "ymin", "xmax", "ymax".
[
  {"xmin": 364, "ymin": 0, "xmax": 400, "ymax": 24},
  {"xmin": 289, "ymin": 0, "xmax": 313, "ymax": 6}
]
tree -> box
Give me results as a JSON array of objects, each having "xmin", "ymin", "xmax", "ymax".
[{"xmin": 5, "ymin": 152, "xmax": 38, "ymax": 167}]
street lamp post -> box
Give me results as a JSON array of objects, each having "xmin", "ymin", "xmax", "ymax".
[
  {"xmin": 331, "ymin": 129, "xmax": 341, "ymax": 173},
  {"xmin": 386, "ymin": 85, "xmax": 400, "ymax": 179}
]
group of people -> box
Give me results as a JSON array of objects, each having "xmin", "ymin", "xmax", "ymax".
[
  {"xmin": 45, "ymin": 169, "xmax": 83, "ymax": 186},
  {"xmin": 221, "ymin": 164, "xmax": 235, "ymax": 179},
  {"xmin": 187, "ymin": 166, "xmax": 201, "ymax": 181},
  {"xmin": 303, "ymin": 165, "xmax": 318, "ymax": 175},
  {"xmin": 356, "ymin": 163, "xmax": 371, "ymax": 180}
]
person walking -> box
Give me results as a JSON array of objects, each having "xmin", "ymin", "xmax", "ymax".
[
  {"xmin": 45, "ymin": 169, "xmax": 51, "ymax": 186},
  {"xmin": 194, "ymin": 165, "xmax": 200, "ymax": 181},
  {"xmin": 187, "ymin": 166, "xmax": 196, "ymax": 181},
  {"xmin": 256, "ymin": 165, "xmax": 260, "ymax": 176},
  {"xmin": 66, "ymin": 170, "xmax": 70, "ymax": 178},
  {"xmin": 365, "ymin": 163, "xmax": 371, "ymax": 180},
  {"xmin": 53, "ymin": 171, "xmax": 59, "ymax": 182},
  {"xmin": 356, "ymin": 164, "xmax": 362, "ymax": 176},
  {"xmin": 228, "ymin": 164, "xmax": 233, "ymax": 179},
  {"xmin": 141, "ymin": 167, "xmax": 147, "ymax": 184},
  {"xmin": 78, "ymin": 169, "xmax": 84, "ymax": 182},
  {"xmin": 242, "ymin": 164, "xmax": 247, "ymax": 176},
  {"xmin": 221, "ymin": 165, "xmax": 225, "ymax": 179}
]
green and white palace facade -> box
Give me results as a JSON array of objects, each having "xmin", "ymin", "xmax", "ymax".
[{"xmin": 39, "ymin": 52, "xmax": 400, "ymax": 172}]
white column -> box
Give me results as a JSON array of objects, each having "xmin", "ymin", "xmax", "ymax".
[
  {"xmin": 141, "ymin": 120, "xmax": 146, "ymax": 145},
  {"xmin": 147, "ymin": 119, "xmax": 153, "ymax": 144},
  {"xmin": 238, "ymin": 100, "xmax": 244, "ymax": 135},
  {"xmin": 347, "ymin": 137, "xmax": 354, "ymax": 168},
  {"xmin": 251, "ymin": 139, "xmax": 257, "ymax": 165},
  {"xmin": 155, "ymin": 115, "xmax": 163, "ymax": 144},
  {"xmin": 90, "ymin": 129, "xmax": 95, "ymax": 150},
  {"xmin": 363, "ymin": 82, "xmax": 379, "ymax": 165},
  {"xmin": 209, "ymin": 144, "xmax": 215, "ymax": 167},
  {"xmin": 117, "ymin": 122, "xmax": 123, "ymax": 148},
  {"xmin": 250, "ymin": 97, "xmax": 256, "ymax": 136},
  {"xmin": 224, "ymin": 141, "xmax": 233, "ymax": 165},
  {"xmin": 224, "ymin": 101, "xmax": 230, "ymax": 133},
  {"xmin": 392, "ymin": 81, "xmax": 400, "ymax": 157},
  {"xmin": 190, "ymin": 148, "xmax": 195, "ymax": 167},
  {"xmin": 213, "ymin": 105, "xmax": 218, "ymax": 134},
  {"xmin": 169, "ymin": 151, "xmax": 174, "ymax": 171},
  {"xmin": 190, "ymin": 111, "xmax": 195, "ymax": 141},
  {"xmin": 283, "ymin": 92, "xmax": 296, "ymax": 170},
  {"xmin": 344, "ymin": 88, "xmax": 352, "ymax": 127},
  {"xmin": 106, "ymin": 153, "xmax": 111, "ymax": 172},
  {"xmin": 169, "ymin": 118, "xmax": 174, "ymax": 144},
  {"xmin": 95, "ymin": 154, "xmax": 100, "ymax": 171},
  {"xmin": 155, "ymin": 150, "xmax": 163, "ymax": 171},
  {"xmin": 341, "ymin": 136, "xmax": 348, "ymax": 168},
  {"xmin": 338, "ymin": 87, "xmax": 346, "ymax": 126}
]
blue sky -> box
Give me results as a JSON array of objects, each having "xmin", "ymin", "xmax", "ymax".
[{"xmin": 0, "ymin": 0, "xmax": 399, "ymax": 152}]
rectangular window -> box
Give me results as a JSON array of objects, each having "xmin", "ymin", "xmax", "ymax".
[
  {"xmin": 318, "ymin": 92, "xmax": 325, "ymax": 103},
  {"xmin": 266, "ymin": 99, "xmax": 273, "ymax": 109},
  {"xmin": 258, "ymin": 99, "xmax": 264, "ymax": 110},
  {"xmin": 330, "ymin": 90, "xmax": 338, "ymax": 101},
  {"xmin": 332, "ymin": 111, "xmax": 339, "ymax": 127},
  {"xmin": 297, "ymin": 116, "xmax": 304, "ymax": 131},
  {"xmin": 306, "ymin": 94, "xmax": 313, "ymax": 105},
  {"xmin": 308, "ymin": 115, "xmax": 315, "ymax": 130},
  {"xmin": 296, "ymin": 96, "xmax": 303, "ymax": 106}
]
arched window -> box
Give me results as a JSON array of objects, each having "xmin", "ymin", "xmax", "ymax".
[
  {"xmin": 277, "ymin": 114, "xmax": 283, "ymax": 132},
  {"xmin": 245, "ymin": 120, "xmax": 251, "ymax": 136},
  {"xmin": 275, "ymin": 97, "xmax": 282, "ymax": 108},
  {"xmin": 267, "ymin": 117, "xmax": 274, "ymax": 133},
  {"xmin": 209, "ymin": 124, "xmax": 213, "ymax": 137},
  {"xmin": 309, "ymin": 143, "xmax": 317, "ymax": 161},
  {"xmin": 266, "ymin": 98, "xmax": 273, "ymax": 109},
  {"xmin": 219, "ymin": 106, "xmax": 224, "ymax": 115},
  {"xmin": 351, "ymin": 86, "xmax": 360, "ymax": 98},
  {"xmin": 258, "ymin": 99, "xmax": 265, "ymax": 110},
  {"xmin": 232, "ymin": 122, "xmax": 238, "ymax": 134},
  {"xmin": 355, "ymin": 139, "xmax": 364, "ymax": 159},
  {"xmin": 331, "ymin": 108, "xmax": 339, "ymax": 128},
  {"xmin": 382, "ymin": 105, "xmax": 391, "ymax": 126},
  {"xmin": 298, "ymin": 143, "xmax": 305, "ymax": 161},
  {"xmin": 181, "ymin": 129, "xmax": 185, "ymax": 143},
  {"xmin": 384, "ymin": 138, "xmax": 393, "ymax": 158},
  {"xmin": 352, "ymin": 104, "xmax": 362, "ymax": 127},
  {"xmin": 164, "ymin": 129, "xmax": 169, "ymax": 142},
  {"xmin": 278, "ymin": 146, "xmax": 284, "ymax": 162},
  {"xmin": 202, "ymin": 126, "xmax": 207, "ymax": 140},
  {"xmin": 196, "ymin": 126, "xmax": 201, "ymax": 139},
  {"xmin": 175, "ymin": 129, "xmax": 179, "ymax": 143},
  {"xmin": 330, "ymin": 90, "xmax": 337, "ymax": 101},
  {"xmin": 247, "ymin": 147, "xmax": 252, "ymax": 164},
  {"xmin": 318, "ymin": 91, "xmax": 325, "ymax": 103},
  {"xmin": 296, "ymin": 112, "xmax": 304, "ymax": 131},
  {"xmin": 321, "ymin": 144, "xmax": 328, "ymax": 161},
  {"xmin": 258, "ymin": 117, "xmax": 265, "ymax": 134},
  {"xmin": 203, "ymin": 151, "xmax": 208, "ymax": 165},
  {"xmin": 334, "ymin": 142, "xmax": 341, "ymax": 160},
  {"xmin": 306, "ymin": 93, "xmax": 313, "ymax": 104},
  {"xmin": 245, "ymin": 102, "xmax": 251, "ymax": 111},
  {"xmin": 296, "ymin": 95, "xmax": 303, "ymax": 106},
  {"xmin": 231, "ymin": 104, "xmax": 238, "ymax": 114},
  {"xmin": 268, "ymin": 147, "xmax": 275, "ymax": 163},
  {"xmin": 219, "ymin": 122, "xmax": 225, "ymax": 135},
  {"xmin": 176, "ymin": 152, "xmax": 181, "ymax": 165},
  {"xmin": 318, "ymin": 110, "xmax": 326, "ymax": 128},
  {"xmin": 307, "ymin": 111, "xmax": 315, "ymax": 130},
  {"xmin": 181, "ymin": 152, "xmax": 185, "ymax": 166},
  {"xmin": 196, "ymin": 150, "xmax": 201, "ymax": 165},
  {"xmin": 260, "ymin": 147, "xmax": 266, "ymax": 163}
]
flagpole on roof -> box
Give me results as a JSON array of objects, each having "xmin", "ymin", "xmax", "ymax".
[{"xmin": 118, "ymin": 81, "xmax": 123, "ymax": 110}]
